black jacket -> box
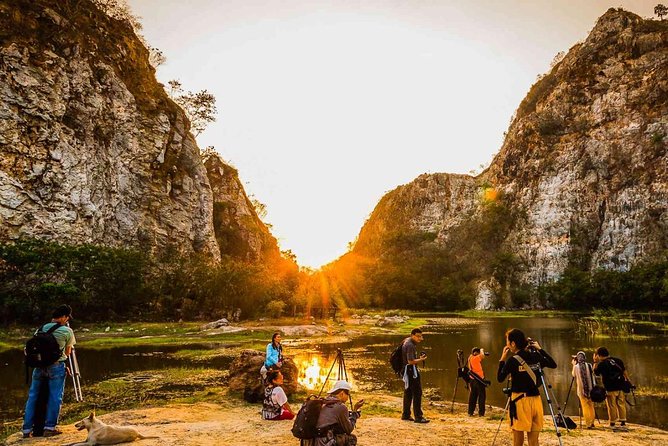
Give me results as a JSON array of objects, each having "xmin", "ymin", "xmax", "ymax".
[{"xmin": 497, "ymin": 349, "xmax": 557, "ymax": 396}]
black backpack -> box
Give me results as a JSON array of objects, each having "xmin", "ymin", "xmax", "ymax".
[
  {"xmin": 24, "ymin": 324, "xmax": 63, "ymax": 368},
  {"xmin": 590, "ymin": 385, "xmax": 607, "ymax": 403},
  {"xmin": 291, "ymin": 395, "xmax": 334, "ymax": 439},
  {"xmin": 389, "ymin": 341, "xmax": 405, "ymax": 375}
]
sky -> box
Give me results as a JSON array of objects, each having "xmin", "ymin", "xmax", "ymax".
[{"xmin": 128, "ymin": 0, "xmax": 658, "ymax": 268}]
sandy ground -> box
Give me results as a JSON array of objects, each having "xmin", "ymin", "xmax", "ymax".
[{"xmin": 5, "ymin": 396, "xmax": 666, "ymax": 446}]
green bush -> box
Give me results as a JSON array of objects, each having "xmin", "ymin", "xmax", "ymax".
[{"xmin": 0, "ymin": 238, "xmax": 299, "ymax": 324}]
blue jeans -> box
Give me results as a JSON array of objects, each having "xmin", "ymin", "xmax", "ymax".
[{"xmin": 22, "ymin": 362, "xmax": 67, "ymax": 433}]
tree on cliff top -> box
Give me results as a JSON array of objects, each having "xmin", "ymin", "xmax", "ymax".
[
  {"xmin": 168, "ymin": 80, "xmax": 218, "ymax": 136},
  {"xmin": 656, "ymin": 4, "xmax": 668, "ymax": 20}
]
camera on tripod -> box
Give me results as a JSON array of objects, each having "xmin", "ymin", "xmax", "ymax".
[
  {"xmin": 472, "ymin": 347, "xmax": 490, "ymax": 356},
  {"xmin": 502, "ymin": 387, "xmax": 512, "ymax": 396}
]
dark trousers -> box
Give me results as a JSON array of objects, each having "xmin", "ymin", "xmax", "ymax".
[
  {"xmin": 468, "ymin": 380, "xmax": 486, "ymax": 416},
  {"xmin": 402, "ymin": 368, "xmax": 423, "ymax": 419}
]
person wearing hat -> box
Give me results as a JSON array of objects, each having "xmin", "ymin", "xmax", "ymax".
[
  {"xmin": 467, "ymin": 347, "xmax": 487, "ymax": 417},
  {"xmin": 22, "ymin": 304, "xmax": 76, "ymax": 439},
  {"xmin": 305, "ymin": 380, "xmax": 364, "ymax": 446},
  {"xmin": 571, "ymin": 351, "xmax": 596, "ymax": 429}
]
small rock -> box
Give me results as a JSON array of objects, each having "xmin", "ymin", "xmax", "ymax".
[
  {"xmin": 104, "ymin": 326, "xmax": 110, "ymax": 332},
  {"xmin": 116, "ymin": 328, "xmax": 124, "ymax": 332}
]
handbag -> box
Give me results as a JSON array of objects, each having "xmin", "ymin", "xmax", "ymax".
[{"xmin": 590, "ymin": 385, "xmax": 607, "ymax": 403}]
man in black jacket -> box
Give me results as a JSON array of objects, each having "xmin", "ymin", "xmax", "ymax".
[
  {"xmin": 498, "ymin": 328, "xmax": 557, "ymax": 446},
  {"xmin": 594, "ymin": 347, "xmax": 630, "ymax": 429}
]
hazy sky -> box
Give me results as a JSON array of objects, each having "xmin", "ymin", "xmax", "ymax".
[{"xmin": 128, "ymin": 0, "xmax": 657, "ymax": 268}]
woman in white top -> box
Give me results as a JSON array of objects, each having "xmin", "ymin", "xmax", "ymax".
[
  {"xmin": 261, "ymin": 370, "xmax": 294, "ymax": 420},
  {"xmin": 572, "ymin": 351, "xmax": 596, "ymax": 429}
]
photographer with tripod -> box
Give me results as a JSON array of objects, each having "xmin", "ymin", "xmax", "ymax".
[
  {"xmin": 497, "ymin": 328, "xmax": 557, "ymax": 446},
  {"xmin": 467, "ymin": 347, "xmax": 488, "ymax": 417}
]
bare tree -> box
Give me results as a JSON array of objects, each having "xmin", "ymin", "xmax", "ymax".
[
  {"xmin": 656, "ymin": 4, "xmax": 668, "ymax": 20},
  {"xmin": 168, "ymin": 80, "xmax": 218, "ymax": 136},
  {"xmin": 148, "ymin": 47, "xmax": 166, "ymax": 68}
]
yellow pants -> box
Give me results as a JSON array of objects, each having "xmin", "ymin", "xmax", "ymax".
[
  {"xmin": 605, "ymin": 390, "xmax": 626, "ymax": 424},
  {"xmin": 510, "ymin": 393, "xmax": 544, "ymax": 432},
  {"xmin": 578, "ymin": 396, "xmax": 595, "ymax": 427}
]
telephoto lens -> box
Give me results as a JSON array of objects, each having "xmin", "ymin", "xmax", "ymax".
[{"xmin": 484, "ymin": 351, "xmax": 490, "ymax": 356}]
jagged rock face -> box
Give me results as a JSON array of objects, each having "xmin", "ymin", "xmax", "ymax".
[
  {"xmin": 0, "ymin": 0, "xmax": 275, "ymax": 263},
  {"xmin": 486, "ymin": 9, "xmax": 668, "ymax": 284},
  {"xmin": 204, "ymin": 152, "xmax": 280, "ymax": 261},
  {"xmin": 347, "ymin": 9, "xmax": 668, "ymax": 306},
  {"xmin": 354, "ymin": 173, "xmax": 479, "ymax": 255}
]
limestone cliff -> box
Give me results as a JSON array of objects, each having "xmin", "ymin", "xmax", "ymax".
[
  {"xmin": 342, "ymin": 9, "xmax": 668, "ymax": 308},
  {"xmin": 0, "ymin": 0, "xmax": 277, "ymax": 262}
]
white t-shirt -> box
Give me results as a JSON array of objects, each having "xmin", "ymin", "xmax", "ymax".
[{"xmin": 271, "ymin": 386, "xmax": 288, "ymax": 407}]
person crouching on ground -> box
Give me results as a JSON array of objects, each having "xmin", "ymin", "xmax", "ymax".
[
  {"xmin": 260, "ymin": 332, "xmax": 284, "ymax": 382},
  {"xmin": 306, "ymin": 380, "xmax": 364, "ymax": 446},
  {"xmin": 261, "ymin": 370, "xmax": 294, "ymax": 420},
  {"xmin": 498, "ymin": 328, "xmax": 557, "ymax": 446},
  {"xmin": 467, "ymin": 347, "xmax": 487, "ymax": 417},
  {"xmin": 571, "ymin": 351, "xmax": 596, "ymax": 429}
]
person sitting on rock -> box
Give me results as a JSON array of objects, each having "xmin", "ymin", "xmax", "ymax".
[
  {"xmin": 305, "ymin": 380, "xmax": 365, "ymax": 446},
  {"xmin": 261, "ymin": 332, "xmax": 284, "ymax": 381},
  {"xmin": 261, "ymin": 370, "xmax": 294, "ymax": 420}
]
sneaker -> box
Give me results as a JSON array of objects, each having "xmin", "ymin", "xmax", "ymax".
[
  {"xmin": 22, "ymin": 432, "xmax": 32, "ymax": 439},
  {"xmin": 42, "ymin": 429, "xmax": 63, "ymax": 437},
  {"xmin": 414, "ymin": 417, "xmax": 430, "ymax": 424},
  {"xmin": 401, "ymin": 416, "xmax": 415, "ymax": 421},
  {"xmin": 620, "ymin": 421, "xmax": 626, "ymax": 427},
  {"xmin": 586, "ymin": 425, "xmax": 595, "ymax": 430}
]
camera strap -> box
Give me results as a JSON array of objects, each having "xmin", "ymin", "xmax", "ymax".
[{"xmin": 513, "ymin": 355, "xmax": 537, "ymax": 386}]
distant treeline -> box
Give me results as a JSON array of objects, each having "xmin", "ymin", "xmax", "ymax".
[
  {"xmin": 325, "ymin": 200, "xmax": 668, "ymax": 311},
  {"xmin": 538, "ymin": 262, "xmax": 668, "ymax": 310},
  {"xmin": 0, "ymin": 239, "xmax": 299, "ymax": 324}
]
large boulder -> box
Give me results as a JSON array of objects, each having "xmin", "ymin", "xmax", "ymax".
[{"xmin": 228, "ymin": 349, "xmax": 299, "ymax": 402}]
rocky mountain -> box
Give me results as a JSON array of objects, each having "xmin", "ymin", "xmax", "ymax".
[
  {"xmin": 335, "ymin": 9, "xmax": 668, "ymax": 308},
  {"xmin": 0, "ymin": 0, "xmax": 279, "ymax": 263}
]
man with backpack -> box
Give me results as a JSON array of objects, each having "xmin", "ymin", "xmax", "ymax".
[
  {"xmin": 300, "ymin": 380, "xmax": 364, "ymax": 446},
  {"xmin": 401, "ymin": 328, "xmax": 429, "ymax": 423},
  {"xmin": 593, "ymin": 347, "xmax": 632, "ymax": 430},
  {"xmin": 22, "ymin": 304, "xmax": 76, "ymax": 438}
]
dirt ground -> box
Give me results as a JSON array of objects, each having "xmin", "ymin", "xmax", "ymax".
[{"xmin": 5, "ymin": 396, "xmax": 666, "ymax": 446}]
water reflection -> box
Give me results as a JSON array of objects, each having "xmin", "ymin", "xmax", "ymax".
[
  {"xmin": 0, "ymin": 344, "xmax": 231, "ymax": 425},
  {"xmin": 317, "ymin": 316, "xmax": 668, "ymax": 430}
]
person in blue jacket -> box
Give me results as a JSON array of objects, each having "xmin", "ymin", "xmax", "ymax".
[{"xmin": 260, "ymin": 332, "xmax": 283, "ymax": 381}]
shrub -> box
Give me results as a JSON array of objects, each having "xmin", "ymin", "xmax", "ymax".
[{"xmin": 265, "ymin": 300, "xmax": 286, "ymax": 317}]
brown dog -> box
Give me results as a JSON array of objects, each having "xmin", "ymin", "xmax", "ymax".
[{"xmin": 64, "ymin": 412, "xmax": 158, "ymax": 446}]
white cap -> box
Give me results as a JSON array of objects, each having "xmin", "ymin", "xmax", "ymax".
[{"xmin": 328, "ymin": 380, "xmax": 352, "ymax": 394}]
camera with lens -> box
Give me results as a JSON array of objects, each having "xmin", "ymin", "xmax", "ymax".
[
  {"xmin": 526, "ymin": 337, "xmax": 538, "ymax": 351},
  {"xmin": 502, "ymin": 387, "xmax": 512, "ymax": 396},
  {"xmin": 419, "ymin": 351, "xmax": 427, "ymax": 358}
]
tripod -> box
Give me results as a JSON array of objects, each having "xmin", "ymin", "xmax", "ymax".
[
  {"xmin": 450, "ymin": 350, "xmax": 465, "ymax": 413},
  {"xmin": 66, "ymin": 322, "xmax": 83, "ymax": 401},
  {"xmin": 535, "ymin": 362, "xmax": 565, "ymax": 446},
  {"xmin": 318, "ymin": 349, "xmax": 352, "ymax": 411},
  {"xmin": 491, "ymin": 394, "xmax": 511, "ymax": 446},
  {"xmin": 68, "ymin": 347, "xmax": 83, "ymax": 401}
]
